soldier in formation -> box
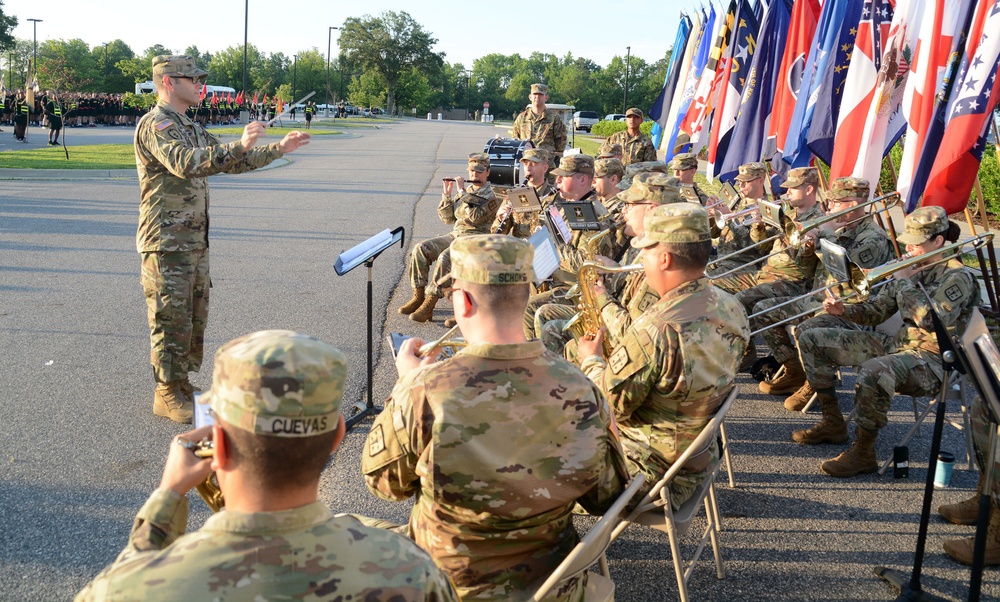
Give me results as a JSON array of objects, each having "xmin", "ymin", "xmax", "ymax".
[
  {"xmin": 512, "ymin": 83, "xmax": 567, "ymax": 173},
  {"xmin": 605, "ymin": 108, "xmax": 657, "ymax": 166}
]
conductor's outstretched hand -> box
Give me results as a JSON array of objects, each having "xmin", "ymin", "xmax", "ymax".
[{"xmin": 278, "ymin": 131, "xmax": 311, "ymax": 153}]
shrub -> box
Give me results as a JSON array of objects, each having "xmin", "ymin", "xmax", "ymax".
[{"xmin": 590, "ymin": 119, "xmax": 656, "ymax": 138}]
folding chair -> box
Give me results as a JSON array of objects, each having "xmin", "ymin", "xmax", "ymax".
[
  {"xmin": 530, "ymin": 474, "xmax": 647, "ymax": 602},
  {"xmin": 608, "ymin": 387, "xmax": 738, "ymax": 602}
]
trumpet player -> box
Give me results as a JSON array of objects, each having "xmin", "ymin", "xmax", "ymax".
[
  {"xmin": 753, "ymin": 177, "xmax": 895, "ymax": 401},
  {"xmin": 489, "ymin": 148, "xmax": 557, "ymax": 238},
  {"xmin": 363, "ymin": 235, "xmax": 628, "ymax": 600},
  {"xmin": 708, "ymin": 162, "xmax": 781, "ymax": 294},
  {"xmin": 77, "ymin": 331, "xmax": 457, "ymax": 601},
  {"xmin": 400, "ymin": 153, "xmax": 499, "ymax": 323},
  {"xmin": 578, "ymin": 203, "xmax": 749, "ymax": 505},
  {"xmin": 734, "ymin": 167, "xmax": 825, "ymax": 368},
  {"xmin": 793, "ymin": 207, "xmax": 980, "ymax": 478}
]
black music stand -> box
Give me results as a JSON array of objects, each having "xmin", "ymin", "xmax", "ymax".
[
  {"xmin": 874, "ymin": 291, "xmax": 964, "ymax": 601},
  {"xmin": 334, "ymin": 226, "xmax": 405, "ymax": 430}
]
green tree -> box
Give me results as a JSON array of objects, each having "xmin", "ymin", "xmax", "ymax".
[
  {"xmin": 394, "ymin": 66, "xmax": 434, "ymax": 115},
  {"xmin": 0, "ymin": 0, "xmax": 16, "ymax": 51},
  {"xmin": 347, "ymin": 69, "xmax": 387, "ymax": 111},
  {"xmin": 183, "ymin": 45, "xmax": 212, "ymax": 67},
  {"xmin": 339, "ymin": 11, "xmax": 443, "ymax": 114},
  {"xmin": 3, "ymin": 38, "xmax": 32, "ymax": 88},
  {"xmin": 37, "ymin": 39, "xmax": 98, "ymax": 92},
  {"xmin": 207, "ymin": 44, "xmax": 262, "ymax": 91},
  {"xmin": 91, "ymin": 39, "xmax": 135, "ymax": 92},
  {"xmin": 288, "ymin": 49, "xmax": 325, "ymax": 102},
  {"xmin": 116, "ymin": 44, "xmax": 175, "ymax": 84}
]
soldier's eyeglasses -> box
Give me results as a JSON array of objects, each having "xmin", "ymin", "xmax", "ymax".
[{"xmin": 174, "ymin": 76, "xmax": 206, "ymax": 86}]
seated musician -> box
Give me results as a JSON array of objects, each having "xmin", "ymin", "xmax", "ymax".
[
  {"xmin": 669, "ymin": 152, "xmax": 710, "ymax": 205},
  {"xmin": 77, "ymin": 331, "xmax": 457, "ymax": 601},
  {"xmin": 537, "ymin": 173, "xmax": 680, "ymax": 355},
  {"xmin": 794, "ymin": 207, "xmax": 980, "ymax": 477},
  {"xmin": 578, "ymin": 203, "xmax": 749, "ymax": 504},
  {"xmin": 593, "ymin": 157, "xmax": 625, "ymax": 208},
  {"xmin": 753, "ymin": 177, "xmax": 896, "ymax": 402},
  {"xmin": 489, "ymin": 148, "xmax": 557, "ymax": 239},
  {"xmin": 734, "ymin": 167, "xmax": 825, "ymax": 371},
  {"xmin": 362, "ymin": 234, "xmax": 628, "ymax": 601},
  {"xmin": 400, "ymin": 153, "xmax": 499, "ymax": 323},
  {"xmin": 708, "ymin": 162, "xmax": 781, "ymax": 294}
]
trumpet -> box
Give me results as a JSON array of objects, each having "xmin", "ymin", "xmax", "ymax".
[
  {"xmin": 417, "ymin": 324, "xmax": 467, "ymax": 358},
  {"xmin": 748, "ymin": 233, "xmax": 993, "ymax": 336},
  {"xmin": 785, "ymin": 192, "xmax": 901, "ymax": 248},
  {"xmin": 712, "ymin": 206, "xmax": 760, "ymax": 230},
  {"xmin": 175, "ymin": 436, "xmax": 225, "ymax": 512},
  {"xmin": 563, "ymin": 262, "xmax": 645, "ymax": 357}
]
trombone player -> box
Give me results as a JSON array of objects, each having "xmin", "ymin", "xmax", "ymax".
[
  {"xmin": 753, "ymin": 177, "xmax": 895, "ymax": 401},
  {"xmin": 793, "ymin": 207, "xmax": 981, "ymax": 477}
]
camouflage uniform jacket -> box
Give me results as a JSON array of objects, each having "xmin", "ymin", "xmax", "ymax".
[
  {"xmin": 839, "ymin": 258, "xmax": 981, "ymax": 379},
  {"xmin": 134, "ymin": 101, "xmax": 284, "ymax": 253},
  {"xmin": 438, "ymin": 182, "xmax": 500, "ymax": 235},
  {"xmin": 606, "ymin": 130, "xmax": 658, "ymax": 166},
  {"xmin": 596, "ymin": 248, "xmax": 659, "ymax": 344},
  {"xmin": 75, "ymin": 490, "xmax": 458, "ymax": 601},
  {"xmin": 756, "ymin": 202, "xmax": 826, "ymax": 285},
  {"xmin": 362, "ymin": 340, "xmax": 628, "ymax": 601},
  {"xmin": 512, "ymin": 108, "xmax": 568, "ymax": 166},
  {"xmin": 491, "ymin": 181, "xmax": 557, "ymax": 238},
  {"xmin": 554, "ymin": 191, "xmax": 617, "ymax": 281},
  {"xmin": 581, "ymin": 278, "xmax": 749, "ymax": 475},
  {"xmin": 799, "ymin": 215, "xmax": 895, "ymax": 298},
  {"xmin": 710, "ymin": 196, "xmax": 779, "ymax": 268}
]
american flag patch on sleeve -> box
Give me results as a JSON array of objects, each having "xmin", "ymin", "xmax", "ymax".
[{"xmin": 154, "ymin": 120, "xmax": 173, "ymax": 131}]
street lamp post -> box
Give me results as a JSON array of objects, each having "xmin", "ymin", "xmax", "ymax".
[
  {"xmin": 622, "ymin": 46, "xmax": 631, "ymax": 113},
  {"xmin": 240, "ymin": 0, "xmax": 249, "ymax": 124},
  {"xmin": 464, "ymin": 69, "xmax": 472, "ymax": 121},
  {"xmin": 292, "ymin": 54, "xmax": 297, "ymax": 108},
  {"xmin": 326, "ymin": 26, "xmax": 339, "ymax": 118},
  {"xmin": 27, "ymin": 18, "xmax": 42, "ymax": 79},
  {"xmin": 102, "ymin": 42, "xmax": 110, "ymax": 90}
]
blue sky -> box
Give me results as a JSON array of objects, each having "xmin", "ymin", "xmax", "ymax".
[{"xmin": 4, "ymin": 0, "xmax": 695, "ymax": 68}]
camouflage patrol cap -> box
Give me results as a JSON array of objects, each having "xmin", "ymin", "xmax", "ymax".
[
  {"xmin": 734, "ymin": 162, "xmax": 767, "ymax": 182},
  {"xmin": 897, "ymin": 206, "xmax": 949, "ymax": 245},
  {"xmin": 827, "ymin": 176, "xmax": 871, "ymax": 200},
  {"xmin": 620, "ymin": 173, "xmax": 682, "ymax": 206},
  {"xmin": 669, "ymin": 152, "xmax": 699, "ymax": 171},
  {"xmin": 468, "ymin": 152, "xmax": 491, "ymax": 173},
  {"xmin": 551, "ymin": 154, "xmax": 595, "ymax": 177},
  {"xmin": 530, "ymin": 83, "xmax": 549, "ymax": 95},
  {"xmin": 618, "ymin": 160, "xmax": 671, "ymax": 189},
  {"xmin": 781, "ymin": 167, "xmax": 819, "ymax": 188},
  {"xmin": 519, "ymin": 148, "xmax": 550, "ymax": 164},
  {"xmin": 595, "ymin": 158, "xmax": 625, "ymax": 178},
  {"xmin": 632, "ymin": 203, "xmax": 712, "ymax": 247},
  {"xmin": 451, "ymin": 234, "xmax": 534, "ymax": 285},
  {"xmin": 625, "ymin": 108, "xmax": 644, "ymax": 119},
  {"xmin": 151, "ymin": 55, "xmax": 208, "ymax": 79},
  {"xmin": 597, "ymin": 142, "xmax": 623, "ymax": 159},
  {"xmin": 201, "ymin": 330, "xmax": 347, "ymax": 438}
]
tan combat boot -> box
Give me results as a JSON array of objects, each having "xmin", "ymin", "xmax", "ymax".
[
  {"xmin": 179, "ymin": 377, "xmax": 201, "ymax": 400},
  {"xmin": 821, "ymin": 428, "xmax": 878, "ymax": 477},
  {"xmin": 408, "ymin": 294, "xmax": 439, "ymax": 323},
  {"xmin": 153, "ymin": 381, "xmax": 193, "ymax": 424},
  {"xmin": 792, "ymin": 391, "xmax": 848, "ymax": 443},
  {"xmin": 759, "ymin": 358, "xmax": 806, "ymax": 395},
  {"xmin": 398, "ymin": 287, "xmax": 426, "ymax": 315},
  {"xmin": 939, "ymin": 474, "xmax": 985, "ymax": 525},
  {"xmin": 943, "ymin": 501, "xmax": 1000, "ymax": 566},
  {"xmin": 784, "ymin": 382, "xmax": 816, "ymax": 412}
]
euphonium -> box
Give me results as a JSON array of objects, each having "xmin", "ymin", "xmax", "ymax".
[
  {"xmin": 417, "ymin": 324, "xmax": 467, "ymax": 358},
  {"xmin": 563, "ymin": 261, "xmax": 645, "ymax": 357}
]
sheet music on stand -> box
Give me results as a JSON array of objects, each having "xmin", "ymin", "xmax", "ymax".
[
  {"xmin": 819, "ymin": 239, "xmax": 851, "ymax": 284},
  {"xmin": 546, "ymin": 206, "xmax": 573, "ymax": 244},
  {"xmin": 528, "ymin": 227, "xmax": 560, "ymax": 283},
  {"xmin": 505, "ymin": 186, "xmax": 542, "ymax": 213}
]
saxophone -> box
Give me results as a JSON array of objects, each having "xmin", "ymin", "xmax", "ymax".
[{"xmin": 563, "ymin": 261, "xmax": 645, "ymax": 357}]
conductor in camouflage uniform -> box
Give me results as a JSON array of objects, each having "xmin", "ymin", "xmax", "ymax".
[
  {"xmin": 135, "ymin": 55, "xmax": 310, "ymax": 423},
  {"xmin": 77, "ymin": 330, "xmax": 457, "ymax": 601},
  {"xmin": 579, "ymin": 203, "xmax": 749, "ymax": 505},
  {"xmin": 512, "ymin": 83, "xmax": 567, "ymax": 172},
  {"xmin": 794, "ymin": 207, "xmax": 981, "ymax": 477},
  {"xmin": 606, "ymin": 108, "xmax": 657, "ymax": 166},
  {"xmin": 363, "ymin": 235, "xmax": 628, "ymax": 601},
  {"xmin": 400, "ymin": 153, "xmax": 499, "ymax": 323}
]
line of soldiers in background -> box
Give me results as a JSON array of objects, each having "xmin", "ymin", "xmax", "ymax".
[{"xmin": 0, "ymin": 91, "xmax": 154, "ymax": 128}]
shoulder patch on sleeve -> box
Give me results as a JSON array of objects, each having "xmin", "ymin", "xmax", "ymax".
[
  {"xmin": 637, "ymin": 291, "xmax": 658, "ymax": 312},
  {"xmin": 154, "ymin": 119, "xmax": 173, "ymax": 132},
  {"xmin": 609, "ymin": 346, "xmax": 630, "ymax": 374},
  {"xmin": 488, "ymin": 199, "xmax": 498, "ymax": 212},
  {"xmin": 368, "ymin": 424, "xmax": 386, "ymax": 456},
  {"xmin": 945, "ymin": 284, "xmax": 962, "ymax": 302},
  {"xmin": 858, "ymin": 249, "xmax": 873, "ymax": 265}
]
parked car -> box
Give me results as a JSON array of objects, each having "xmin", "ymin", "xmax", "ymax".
[
  {"xmin": 604, "ymin": 113, "xmax": 626, "ymax": 122},
  {"xmin": 573, "ymin": 110, "xmax": 600, "ymax": 132}
]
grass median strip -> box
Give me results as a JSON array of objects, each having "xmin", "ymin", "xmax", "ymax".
[
  {"xmin": 0, "ymin": 144, "xmax": 137, "ymax": 169},
  {"xmin": 208, "ymin": 126, "xmax": 342, "ymax": 136}
]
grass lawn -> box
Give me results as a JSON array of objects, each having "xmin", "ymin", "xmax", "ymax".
[{"xmin": 0, "ymin": 144, "xmax": 136, "ymax": 169}]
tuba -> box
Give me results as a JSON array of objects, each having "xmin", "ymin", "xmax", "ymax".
[{"xmin": 563, "ymin": 261, "xmax": 645, "ymax": 357}]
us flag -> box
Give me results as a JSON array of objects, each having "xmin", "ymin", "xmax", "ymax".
[{"xmin": 917, "ymin": 0, "xmax": 1000, "ymax": 214}]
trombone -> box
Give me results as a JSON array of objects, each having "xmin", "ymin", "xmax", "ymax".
[
  {"xmin": 784, "ymin": 192, "xmax": 901, "ymax": 248},
  {"xmin": 748, "ymin": 233, "xmax": 994, "ymax": 336}
]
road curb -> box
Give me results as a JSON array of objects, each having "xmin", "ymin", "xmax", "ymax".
[{"xmin": 0, "ymin": 157, "xmax": 293, "ymax": 180}]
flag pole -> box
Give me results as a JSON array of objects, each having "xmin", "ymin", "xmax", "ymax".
[
  {"xmin": 970, "ymin": 176, "xmax": 1000, "ymax": 317},
  {"xmin": 878, "ymin": 154, "xmax": 903, "ymax": 258}
]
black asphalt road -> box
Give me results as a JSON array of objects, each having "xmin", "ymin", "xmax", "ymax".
[{"xmin": 1, "ymin": 119, "xmax": 994, "ymax": 601}]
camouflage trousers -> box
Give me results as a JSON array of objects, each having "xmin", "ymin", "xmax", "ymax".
[
  {"xmin": 140, "ymin": 250, "xmax": 209, "ymax": 383},
  {"xmin": 535, "ymin": 302, "xmax": 576, "ymax": 354},
  {"xmin": 970, "ymin": 398, "xmax": 1000, "ymax": 502},
  {"xmin": 735, "ymin": 279, "xmax": 809, "ymax": 318},
  {"xmin": 622, "ymin": 437, "xmax": 720, "ymax": 511},
  {"xmin": 752, "ymin": 295, "xmax": 860, "ymax": 364},
  {"xmin": 408, "ymin": 233, "xmax": 455, "ymax": 289},
  {"xmin": 797, "ymin": 328, "xmax": 940, "ymax": 434},
  {"xmin": 425, "ymin": 248, "xmax": 453, "ymax": 299},
  {"xmin": 709, "ymin": 259, "xmax": 760, "ymax": 295},
  {"xmin": 523, "ymin": 287, "xmax": 570, "ymax": 339}
]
